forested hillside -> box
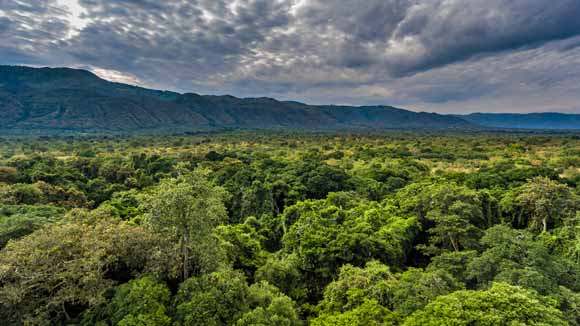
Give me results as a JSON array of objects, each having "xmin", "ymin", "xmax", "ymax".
[
  {"xmin": 0, "ymin": 66, "xmax": 471, "ymax": 133},
  {"xmin": 0, "ymin": 132, "xmax": 579, "ymax": 325}
]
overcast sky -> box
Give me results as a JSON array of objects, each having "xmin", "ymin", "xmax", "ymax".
[{"xmin": 1, "ymin": 0, "xmax": 580, "ymax": 113}]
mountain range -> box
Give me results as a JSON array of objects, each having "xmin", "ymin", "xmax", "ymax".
[
  {"xmin": 0, "ymin": 65, "xmax": 577, "ymax": 134},
  {"xmin": 461, "ymin": 113, "xmax": 580, "ymax": 130}
]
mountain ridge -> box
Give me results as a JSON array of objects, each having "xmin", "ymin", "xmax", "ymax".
[
  {"xmin": 0, "ymin": 65, "xmax": 578, "ymax": 134},
  {"xmin": 0, "ymin": 65, "xmax": 475, "ymax": 134}
]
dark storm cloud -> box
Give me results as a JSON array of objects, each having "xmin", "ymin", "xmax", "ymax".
[
  {"xmin": 382, "ymin": 0, "xmax": 580, "ymax": 75},
  {"xmin": 66, "ymin": 0, "xmax": 295, "ymax": 88},
  {"xmin": 290, "ymin": 0, "xmax": 580, "ymax": 75},
  {"xmin": 1, "ymin": 0, "xmax": 580, "ymax": 112},
  {"xmin": 0, "ymin": 0, "xmax": 72, "ymax": 65}
]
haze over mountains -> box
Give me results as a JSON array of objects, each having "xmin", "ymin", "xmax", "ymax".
[
  {"xmin": 461, "ymin": 113, "xmax": 580, "ymax": 130},
  {"xmin": 0, "ymin": 66, "xmax": 577, "ymax": 134}
]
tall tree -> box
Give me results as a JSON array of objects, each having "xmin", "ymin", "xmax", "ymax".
[
  {"xmin": 399, "ymin": 182, "xmax": 483, "ymax": 254},
  {"xmin": 513, "ymin": 177, "xmax": 578, "ymax": 232},
  {"xmin": 145, "ymin": 168, "xmax": 228, "ymax": 281},
  {"xmin": 424, "ymin": 201, "xmax": 481, "ymax": 253}
]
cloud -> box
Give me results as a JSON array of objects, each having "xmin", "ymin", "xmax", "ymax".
[
  {"xmin": 64, "ymin": 0, "xmax": 296, "ymax": 90},
  {"xmin": 381, "ymin": 0, "xmax": 580, "ymax": 75},
  {"xmin": 90, "ymin": 67, "xmax": 145, "ymax": 86},
  {"xmin": 0, "ymin": 0, "xmax": 73, "ymax": 64},
  {"xmin": 1, "ymin": 0, "xmax": 580, "ymax": 112}
]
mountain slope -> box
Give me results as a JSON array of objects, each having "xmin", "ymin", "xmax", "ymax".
[
  {"xmin": 462, "ymin": 113, "xmax": 580, "ymax": 130},
  {"xmin": 0, "ymin": 65, "xmax": 472, "ymax": 134}
]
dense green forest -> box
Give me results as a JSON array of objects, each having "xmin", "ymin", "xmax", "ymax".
[{"xmin": 0, "ymin": 131, "xmax": 579, "ymax": 325}]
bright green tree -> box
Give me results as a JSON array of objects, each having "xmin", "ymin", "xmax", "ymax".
[
  {"xmin": 217, "ymin": 219, "xmax": 268, "ymax": 280},
  {"xmin": 255, "ymin": 253, "xmax": 306, "ymax": 301},
  {"xmin": 235, "ymin": 281, "xmax": 301, "ymax": 326},
  {"xmin": 145, "ymin": 168, "xmax": 228, "ymax": 281},
  {"xmin": 282, "ymin": 196, "xmax": 417, "ymax": 288},
  {"xmin": 403, "ymin": 283, "xmax": 568, "ymax": 326},
  {"xmin": 81, "ymin": 275, "xmax": 172, "ymax": 326},
  {"xmin": 311, "ymin": 299, "xmax": 396, "ymax": 326},
  {"xmin": 173, "ymin": 269, "xmax": 249, "ymax": 326},
  {"xmin": 512, "ymin": 177, "xmax": 578, "ymax": 232}
]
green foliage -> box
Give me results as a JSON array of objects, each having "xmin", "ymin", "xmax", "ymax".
[
  {"xmin": 235, "ymin": 281, "xmax": 301, "ymax": 326},
  {"xmin": 145, "ymin": 168, "xmax": 228, "ymax": 280},
  {"xmin": 100, "ymin": 189, "xmax": 144, "ymax": 221},
  {"xmin": 314, "ymin": 261, "xmax": 461, "ymax": 322},
  {"xmin": 255, "ymin": 253, "xmax": 306, "ymax": 301},
  {"xmin": 502, "ymin": 176, "xmax": 578, "ymax": 232},
  {"xmin": 217, "ymin": 219, "xmax": 268, "ymax": 280},
  {"xmin": 558, "ymin": 286, "xmax": 580, "ymax": 326},
  {"xmin": 427, "ymin": 250, "xmax": 478, "ymax": 284},
  {"xmin": 311, "ymin": 299, "xmax": 396, "ymax": 326},
  {"xmin": 0, "ymin": 166, "xmax": 18, "ymax": 183},
  {"xmin": 282, "ymin": 196, "xmax": 418, "ymax": 288},
  {"xmin": 299, "ymin": 162, "xmax": 353, "ymax": 199},
  {"xmin": 465, "ymin": 161, "xmax": 559, "ymax": 190},
  {"xmin": 0, "ymin": 183, "xmax": 43, "ymax": 204},
  {"xmin": 467, "ymin": 225, "xmax": 564, "ymax": 294},
  {"xmin": 240, "ymin": 180, "xmax": 276, "ymax": 221},
  {"xmin": 0, "ymin": 132, "xmax": 578, "ymax": 325},
  {"xmin": 384, "ymin": 268, "xmax": 462, "ymax": 316},
  {"xmin": 0, "ymin": 214, "xmax": 170, "ymax": 324},
  {"xmin": 174, "ymin": 269, "xmax": 250, "ymax": 326},
  {"xmin": 81, "ymin": 275, "xmax": 172, "ymax": 326},
  {"xmin": 403, "ymin": 283, "xmax": 568, "ymax": 326},
  {"xmin": 396, "ymin": 181, "xmax": 484, "ymax": 254},
  {"xmin": 0, "ymin": 181, "xmax": 89, "ymax": 208},
  {"xmin": 173, "ymin": 270, "xmax": 301, "ymax": 326},
  {"xmin": 0, "ymin": 204, "xmax": 64, "ymax": 248},
  {"xmin": 316, "ymin": 261, "xmax": 392, "ymax": 314}
]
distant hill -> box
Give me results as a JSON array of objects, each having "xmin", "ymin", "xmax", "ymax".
[
  {"xmin": 461, "ymin": 113, "xmax": 580, "ymax": 130},
  {"xmin": 0, "ymin": 65, "xmax": 472, "ymax": 134}
]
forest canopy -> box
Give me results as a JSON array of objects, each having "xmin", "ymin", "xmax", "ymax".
[{"xmin": 0, "ymin": 131, "xmax": 579, "ymax": 325}]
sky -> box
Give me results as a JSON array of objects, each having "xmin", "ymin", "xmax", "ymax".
[{"xmin": 1, "ymin": 0, "xmax": 580, "ymax": 113}]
